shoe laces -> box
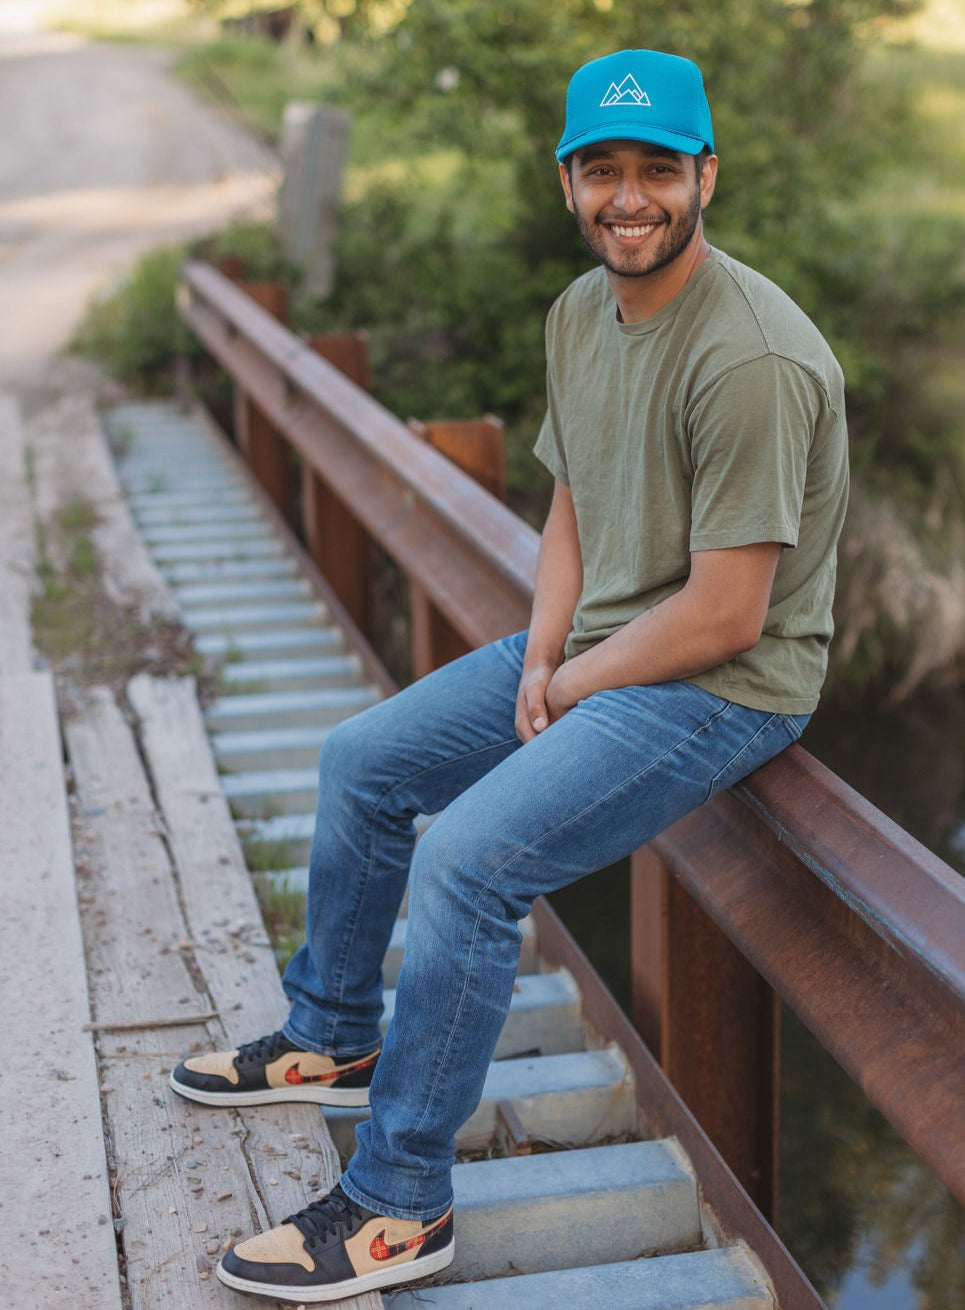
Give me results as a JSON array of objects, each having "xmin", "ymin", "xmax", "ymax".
[
  {"xmin": 288, "ymin": 1185, "xmax": 369, "ymax": 1248},
  {"xmin": 235, "ymin": 1030, "xmax": 296, "ymax": 1065}
]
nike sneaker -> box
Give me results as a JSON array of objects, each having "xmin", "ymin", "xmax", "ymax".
[
  {"xmin": 169, "ymin": 1030, "xmax": 378, "ymax": 1107},
  {"xmin": 217, "ymin": 1183, "xmax": 455, "ymax": 1303}
]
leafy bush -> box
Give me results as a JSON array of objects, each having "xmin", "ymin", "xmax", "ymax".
[
  {"xmin": 72, "ymin": 246, "xmax": 195, "ymax": 391},
  {"xmin": 75, "ymin": 0, "xmax": 965, "ymax": 697},
  {"xmin": 71, "ymin": 222, "xmax": 290, "ymax": 391}
]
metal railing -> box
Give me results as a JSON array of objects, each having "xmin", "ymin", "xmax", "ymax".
[{"xmin": 179, "ymin": 258, "xmax": 965, "ymax": 1296}]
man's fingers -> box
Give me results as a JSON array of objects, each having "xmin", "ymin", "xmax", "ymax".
[
  {"xmin": 515, "ymin": 687, "xmax": 549, "ymax": 742},
  {"xmin": 525, "ymin": 687, "xmax": 549, "ymax": 734}
]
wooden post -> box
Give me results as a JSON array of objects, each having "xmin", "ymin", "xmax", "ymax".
[
  {"xmin": 301, "ymin": 332, "xmax": 375, "ymax": 638},
  {"xmin": 631, "ymin": 844, "xmax": 780, "ymax": 1221},
  {"xmin": 233, "ymin": 282, "xmax": 298, "ymax": 525},
  {"xmin": 407, "ymin": 417, "xmax": 506, "ymax": 678}
]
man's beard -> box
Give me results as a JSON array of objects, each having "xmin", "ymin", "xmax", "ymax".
[{"xmin": 574, "ymin": 183, "xmax": 703, "ymax": 280}]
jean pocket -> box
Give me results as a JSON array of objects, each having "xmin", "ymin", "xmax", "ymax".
[{"xmin": 707, "ymin": 710, "xmax": 809, "ymax": 801}]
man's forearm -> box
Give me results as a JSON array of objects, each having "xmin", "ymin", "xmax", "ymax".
[
  {"xmin": 546, "ymin": 541, "xmax": 782, "ymax": 714},
  {"xmin": 516, "ymin": 481, "xmax": 583, "ymax": 740},
  {"xmin": 523, "ymin": 481, "xmax": 583, "ymax": 671}
]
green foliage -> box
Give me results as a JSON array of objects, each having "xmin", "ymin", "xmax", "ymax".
[
  {"xmin": 192, "ymin": 217, "xmax": 295, "ymax": 278},
  {"xmin": 71, "ymin": 222, "xmax": 288, "ymax": 391},
  {"xmin": 77, "ymin": 0, "xmax": 965, "ymax": 690},
  {"xmin": 290, "ymin": 0, "xmax": 964, "ymax": 515},
  {"xmin": 72, "ymin": 246, "xmax": 195, "ymax": 392},
  {"xmin": 176, "ymin": 35, "xmax": 338, "ymax": 137}
]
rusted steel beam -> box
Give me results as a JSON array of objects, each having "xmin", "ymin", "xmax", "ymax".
[
  {"xmin": 737, "ymin": 746, "xmax": 965, "ymax": 1000},
  {"xmin": 302, "ymin": 334, "xmax": 376, "ymax": 638},
  {"xmin": 407, "ymin": 417, "xmax": 507, "ymax": 676},
  {"xmin": 409, "ymin": 417, "xmax": 507, "ymax": 502},
  {"xmin": 230, "ymin": 280, "xmax": 298, "ymax": 521},
  {"xmin": 233, "ymin": 386, "xmax": 298, "ymax": 522},
  {"xmin": 631, "ymin": 849, "xmax": 781, "ymax": 1220},
  {"xmin": 179, "ymin": 261, "xmax": 538, "ymax": 650},
  {"xmin": 532, "ymin": 897, "xmax": 828, "ymax": 1310},
  {"xmin": 232, "ymin": 429, "xmax": 396, "ymax": 701},
  {"xmin": 307, "ymin": 331, "xmax": 371, "ymax": 393},
  {"xmin": 651, "ymin": 745, "xmax": 965, "ymax": 1204}
]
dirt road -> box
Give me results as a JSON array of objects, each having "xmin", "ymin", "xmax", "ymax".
[{"xmin": 0, "ymin": 19, "xmax": 278, "ymax": 395}]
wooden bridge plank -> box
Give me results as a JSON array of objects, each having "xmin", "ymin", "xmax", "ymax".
[
  {"xmin": 0, "ymin": 673, "xmax": 122, "ymax": 1306},
  {"xmin": 66, "ymin": 685, "xmax": 268, "ymax": 1308},
  {"xmin": 126, "ymin": 673, "xmax": 382, "ymax": 1310}
]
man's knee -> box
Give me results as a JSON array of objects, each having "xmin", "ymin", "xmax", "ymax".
[
  {"xmin": 410, "ymin": 811, "xmax": 526, "ymax": 923},
  {"xmin": 318, "ymin": 710, "xmax": 381, "ymax": 794}
]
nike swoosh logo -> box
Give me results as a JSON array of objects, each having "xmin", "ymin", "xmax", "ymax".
[
  {"xmin": 369, "ymin": 1209, "xmax": 452, "ymax": 1262},
  {"xmin": 284, "ymin": 1051, "xmax": 379, "ymax": 1086},
  {"xmin": 285, "ymin": 1062, "xmax": 337, "ymax": 1086}
]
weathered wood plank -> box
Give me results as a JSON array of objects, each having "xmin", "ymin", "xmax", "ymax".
[
  {"xmin": 0, "ymin": 673, "xmax": 122, "ymax": 1306},
  {"xmin": 66, "ymin": 685, "xmax": 267, "ymax": 1307},
  {"xmin": 128, "ymin": 671, "xmax": 295, "ymax": 1044},
  {"xmin": 0, "ymin": 396, "xmax": 36, "ymax": 673},
  {"xmin": 126, "ymin": 673, "xmax": 382, "ymax": 1310},
  {"xmin": 29, "ymin": 391, "xmax": 178, "ymax": 621}
]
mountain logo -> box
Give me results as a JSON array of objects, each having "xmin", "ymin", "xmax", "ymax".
[{"xmin": 600, "ymin": 74, "xmax": 651, "ymax": 108}]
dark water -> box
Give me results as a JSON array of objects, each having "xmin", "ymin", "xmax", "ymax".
[{"xmin": 549, "ymin": 688, "xmax": 965, "ymax": 1310}]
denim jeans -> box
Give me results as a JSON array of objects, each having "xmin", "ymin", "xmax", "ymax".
[{"xmin": 281, "ymin": 630, "xmax": 807, "ymax": 1221}]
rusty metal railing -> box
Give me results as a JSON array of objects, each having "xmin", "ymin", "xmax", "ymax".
[{"xmin": 179, "ymin": 259, "xmax": 965, "ymax": 1306}]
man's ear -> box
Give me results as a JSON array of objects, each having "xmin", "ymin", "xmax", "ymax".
[
  {"xmin": 558, "ymin": 161, "xmax": 575, "ymax": 213},
  {"xmin": 699, "ymin": 153, "xmax": 718, "ymax": 212}
]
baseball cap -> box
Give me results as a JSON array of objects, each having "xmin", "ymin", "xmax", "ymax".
[{"xmin": 556, "ymin": 49, "xmax": 714, "ymax": 163}]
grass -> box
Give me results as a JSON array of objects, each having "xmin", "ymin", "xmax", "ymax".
[
  {"xmin": 239, "ymin": 833, "xmax": 305, "ymax": 873},
  {"xmin": 31, "ymin": 494, "xmax": 204, "ymax": 693},
  {"xmin": 175, "ymin": 36, "xmax": 338, "ymax": 139},
  {"xmin": 251, "ymin": 874, "xmax": 306, "ymax": 972}
]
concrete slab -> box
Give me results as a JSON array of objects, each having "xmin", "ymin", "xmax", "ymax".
[
  {"xmin": 385, "ymin": 1247, "xmax": 772, "ymax": 1309},
  {"xmin": 206, "ymin": 684, "xmax": 380, "ymax": 730},
  {"xmin": 381, "ymin": 969, "xmax": 585, "ymax": 1059},
  {"xmin": 447, "ymin": 1140, "xmax": 700, "ymax": 1278}
]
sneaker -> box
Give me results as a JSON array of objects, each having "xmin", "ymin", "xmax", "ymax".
[
  {"xmin": 217, "ymin": 1183, "xmax": 455, "ymax": 1303},
  {"xmin": 169, "ymin": 1031, "xmax": 378, "ymax": 1107}
]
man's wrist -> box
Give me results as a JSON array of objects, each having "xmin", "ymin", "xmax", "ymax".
[{"xmin": 522, "ymin": 647, "xmax": 564, "ymax": 677}]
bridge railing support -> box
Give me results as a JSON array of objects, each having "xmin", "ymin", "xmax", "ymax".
[{"xmin": 178, "ymin": 257, "xmax": 965, "ymax": 1254}]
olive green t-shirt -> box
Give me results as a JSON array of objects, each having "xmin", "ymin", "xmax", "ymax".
[{"xmin": 533, "ymin": 249, "xmax": 849, "ymax": 715}]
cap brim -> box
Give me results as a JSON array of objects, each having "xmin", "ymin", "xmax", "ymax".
[{"xmin": 556, "ymin": 123, "xmax": 708, "ymax": 163}]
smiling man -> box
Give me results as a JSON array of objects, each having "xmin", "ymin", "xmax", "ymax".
[{"xmin": 170, "ymin": 49, "xmax": 849, "ymax": 1305}]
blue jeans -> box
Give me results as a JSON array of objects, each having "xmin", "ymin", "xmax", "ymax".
[{"xmin": 281, "ymin": 631, "xmax": 807, "ymax": 1221}]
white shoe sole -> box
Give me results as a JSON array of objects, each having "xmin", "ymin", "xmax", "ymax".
[
  {"xmin": 168, "ymin": 1071, "xmax": 371, "ymax": 1108},
  {"xmin": 216, "ymin": 1238, "xmax": 455, "ymax": 1303}
]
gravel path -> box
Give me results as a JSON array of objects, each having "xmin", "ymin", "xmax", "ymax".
[{"xmin": 0, "ymin": 22, "xmax": 278, "ymax": 394}]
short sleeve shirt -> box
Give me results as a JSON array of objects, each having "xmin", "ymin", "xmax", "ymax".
[{"xmin": 533, "ymin": 249, "xmax": 849, "ymax": 714}]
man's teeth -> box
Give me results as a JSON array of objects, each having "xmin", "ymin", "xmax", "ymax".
[{"xmin": 611, "ymin": 223, "xmax": 657, "ymax": 237}]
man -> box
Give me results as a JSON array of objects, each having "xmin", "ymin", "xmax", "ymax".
[{"xmin": 170, "ymin": 48, "xmax": 849, "ymax": 1304}]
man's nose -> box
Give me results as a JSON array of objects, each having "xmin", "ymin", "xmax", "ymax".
[{"xmin": 614, "ymin": 174, "xmax": 649, "ymax": 213}]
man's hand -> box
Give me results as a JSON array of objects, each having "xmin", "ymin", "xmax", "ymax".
[
  {"xmin": 519, "ymin": 541, "xmax": 783, "ymax": 740},
  {"xmin": 544, "ymin": 659, "xmax": 582, "ymax": 722},
  {"xmin": 515, "ymin": 660, "xmax": 558, "ymax": 742}
]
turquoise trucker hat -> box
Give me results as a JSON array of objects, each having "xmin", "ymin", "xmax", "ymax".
[{"xmin": 556, "ymin": 49, "xmax": 714, "ymax": 162}]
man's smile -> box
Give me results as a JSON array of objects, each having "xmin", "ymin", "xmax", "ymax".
[{"xmin": 607, "ymin": 220, "xmax": 661, "ymax": 240}]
